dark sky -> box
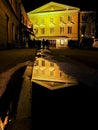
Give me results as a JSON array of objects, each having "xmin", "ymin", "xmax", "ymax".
[{"xmin": 22, "ymin": 0, "xmax": 97, "ymax": 12}]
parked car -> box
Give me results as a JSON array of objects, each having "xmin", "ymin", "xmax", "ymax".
[{"xmin": 92, "ymin": 39, "xmax": 98, "ymax": 48}]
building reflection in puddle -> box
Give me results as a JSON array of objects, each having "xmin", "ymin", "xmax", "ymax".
[{"xmin": 31, "ymin": 55, "xmax": 78, "ymax": 90}]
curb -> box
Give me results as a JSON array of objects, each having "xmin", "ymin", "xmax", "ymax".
[{"xmin": 0, "ymin": 61, "xmax": 30, "ymax": 97}]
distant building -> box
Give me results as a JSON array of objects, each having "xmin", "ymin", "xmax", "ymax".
[
  {"xmin": 0, "ymin": 0, "xmax": 32, "ymax": 49},
  {"xmin": 80, "ymin": 11, "xmax": 96, "ymax": 41},
  {"xmin": 28, "ymin": 1, "xmax": 80, "ymax": 48}
]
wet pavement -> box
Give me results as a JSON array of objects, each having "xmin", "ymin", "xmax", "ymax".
[
  {"xmin": 31, "ymin": 49, "xmax": 98, "ymax": 128},
  {"xmin": 1, "ymin": 49, "xmax": 98, "ymax": 129},
  {"xmin": 32, "ymin": 81, "xmax": 98, "ymax": 129}
]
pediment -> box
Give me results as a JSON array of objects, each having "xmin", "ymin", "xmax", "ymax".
[{"xmin": 28, "ymin": 1, "xmax": 80, "ymax": 14}]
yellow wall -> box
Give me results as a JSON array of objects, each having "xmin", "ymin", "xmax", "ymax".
[
  {"xmin": 0, "ymin": 0, "xmax": 19, "ymax": 48},
  {"xmin": 0, "ymin": 0, "xmax": 32, "ymax": 49},
  {"xmin": 29, "ymin": 10, "xmax": 79, "ymax": 40},
  {"xmin": 28, "ymin": 2, "xmax": 80, "ymax": 48},
  {"xmin": 28, "ymin": 2, "xmax": 80, "ymax": 46}
]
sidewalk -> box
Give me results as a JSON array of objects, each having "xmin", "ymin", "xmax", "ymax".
[
  {"xmin": 0, "ymin": 61, "xmax": 30, "ymax": 97},
  {"xmin": 6, "ymin": 61, "xmax": 33, "ymax": 130}
]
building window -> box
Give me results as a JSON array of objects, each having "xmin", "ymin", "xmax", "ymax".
[
  {"xmin": 50, "ymin": 70, "xmax": 54, "ymax": 76},
  {"xmin": 68, "ymin": 16, "xmax": 72, "ymax": 22},
  {"xmin": 50, "ymin": 62, "xmax": 54, "ymax": 67},
  {"xmin": 36, "ymin": 60, "xmax": 39, "ymax": 66},
  {"xmin": 60, "ymin": 72, "xmax": 62, "ymax": 77},
  {"xmin": 42, "ymin": 60, "xmax": 45, "ymax": 66},
  {"xmin": 60, "ymin": 16, "xmax": 63, "ymax": 22},
  {"xmin": 36, "ymin": 69, "xmax": 39, "ymax": 75},
  {"xmin": 50, "ymin": 28, "xmax": 54, "ymax": 34},
  {"xmin": 41, "ymin": 28, "xmax": 45, "ymax": 34},
  {"xmin": 60, "ymin": 40, "xmax": 64, "ymax": 46},
  {"xmin": 82, "ymin": 15, "xmax": 87, "ymax": 22},
  {"xmin": 50, "ymin": 18, "xmax": 54, "ymax": 23},
  {"xmin": 68, "ymin": 27, "xmax": 72, "ymax": 34},
  {"xmin": 42, "ymin": 69, "xmax": 45, "ymax": 75},
  {"xmin": 60, "ymin": 27, "xmax": 64, "ymax": 34},
  {"xmin": 34, "ymin": 28, "xmax": 38, "ymax": 34},
  {"xmin": 50, "ymin": 40, "xmax": 56, "ymax": 47}
]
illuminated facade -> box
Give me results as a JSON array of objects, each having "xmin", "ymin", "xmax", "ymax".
[
  {"xmin": 0, "ymin": 0, "xmax": 32, "ymax": 49},
  {"xmin": 28, "ymin": 1, "xmax": 80, "ymax": 48}
]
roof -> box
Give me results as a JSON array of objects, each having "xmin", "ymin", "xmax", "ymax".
[{"xmin": 28, "ymin": 1, "xmax": 80, "ymax": 14}]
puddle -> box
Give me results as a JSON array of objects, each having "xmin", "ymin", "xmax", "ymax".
[{"xmin": 31, "ymin": 50, "xmax": 78, "ymax": 90}]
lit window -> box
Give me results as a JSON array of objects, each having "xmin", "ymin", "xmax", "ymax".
[
  {"xmin": 41, "ymin": 28, "xmax": 45, "ymax": 34},
  {"xmin": 36, "ymin": 60, "xmax": 39, "ymax": 66},
  {"xmin": 42, "ymin": 60, "xmax": 45, "ymax": 66},
  {"xmin": 68, "ymin": 27, "xmax": 72, "ymax": 34},
  {"xmin": 60, "ymin": 16, "xmax": 63, "ymax": 22},
  {"xmin": 60, "ymin": 27, "xmax": 64, "ymax": 34},
  {"xmin": 50, "ymin": 18, "xmax": 54, "ymax": 23},
  {"xmin": 42, "ymin": 69, "xmax": 45, "ymax": 75},
  {"xmin": 34, "ymin": 28, "xmax": 38, "ymax": 34},
  {"xmin": 36, "ymin": 69, "xmax": 39, "ymax": 75},
  {"xmin": 50, "ymin": 70, "xmax": 54, "ymax": 76},
  {"xmin": 50, "ymin": 28, "xmax": 54, "ymax": 34},
  {"xmin": 60, "ymin": 40, "xmax": 64, "ymax": 46},
  {"xmin": 50, "ymin": 62, "xmax": 54, "ymax": 67},
  {"xmin": 60, "ymin": 72, "xmax": 62, "ymax": 77}
]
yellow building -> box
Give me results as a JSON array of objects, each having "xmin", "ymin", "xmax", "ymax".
[
  {"xmin": 28, "ymin": 1, "xmax": 80, "ymax": 48},
  {"xmin": 0, "ymin": 0, "xmax": 32, "ymax": 49}
]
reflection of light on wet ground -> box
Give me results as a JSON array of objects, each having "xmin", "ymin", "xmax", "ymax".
[
  {"xmin": 31, "ymin": 50, "xmax": 98, "ymax": 129},
  {"xmin": 31, "ymin": 50, "xmax": 78, "ymax": 90}
]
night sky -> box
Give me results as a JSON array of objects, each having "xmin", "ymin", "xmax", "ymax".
[{"xmin": 22, "ymin": 0, "xmax": 97, "ymax": 12}]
